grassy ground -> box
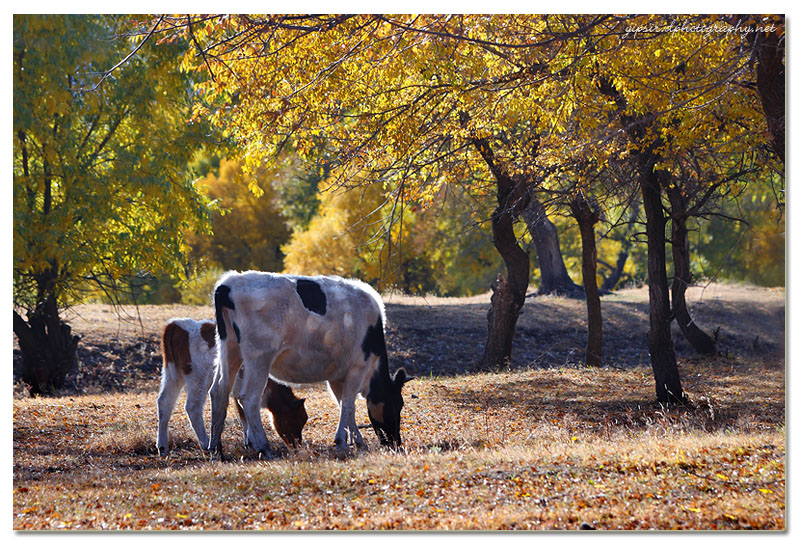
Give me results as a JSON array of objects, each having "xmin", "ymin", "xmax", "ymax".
[{"xmin": 12, "ymin": 284, "xmax": 785, "ymax": 530}]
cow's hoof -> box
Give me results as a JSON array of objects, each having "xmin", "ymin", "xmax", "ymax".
[
  {"xmin": 209, "ymin": 445, "xmax": 225, "ymax": 461},
  {"xmin": 157, "ymin": 446, "xmax": 169, "ymax": 458},
  {"xmin": 333, "ymin": 445, "xmax": 355, "ymax": 460},
  {"xmin": 257, "ymin": 447, "xmax": 277, "ymax": 461}
]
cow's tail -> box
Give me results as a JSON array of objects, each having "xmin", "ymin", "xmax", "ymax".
[
  {"xmin": 209, "ymin": 284, "xmax": 237, "ymax": 456},
  {"xmin": 214, "ymin": 284, "xmax": 235, "ymax": 341},
  {"xmin": 161, "ymin": 322, "xmax": 176, "ymax": 370}
]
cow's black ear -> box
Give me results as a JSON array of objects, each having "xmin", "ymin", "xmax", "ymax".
[{"xmin": 393, "ymin": 368, "xmax": 413, "ymax": 385}]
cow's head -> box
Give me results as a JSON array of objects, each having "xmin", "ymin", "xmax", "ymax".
[{"xmin": 367, "ymin": 368, "xmax": 413, "ymax": 449}]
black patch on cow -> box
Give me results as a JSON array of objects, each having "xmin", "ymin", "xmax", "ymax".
[
  {"xmin": 361, "ymin": 316, "xmax": 385, "ymax": 362},
  {"xmin": 362, "ymin": 316, "xmax": 406, "ymax": 448},
  {"xmin": 214, "ymin": 284, "xmax": 235, "ymax": 340},
  {"xmin": 232, "ymin": 321, "xmax": 241, "ymax": 343},
  {"xmin": 296, "ymin": 279, "xmax": 327, "ymax": 315}
]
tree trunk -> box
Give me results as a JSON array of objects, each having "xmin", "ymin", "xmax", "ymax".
[
  {"xmin": 479, "ymin": 273, "xmax": 519, "ymax": 369},
  {"xmin": 596, "ymin": 74, "xmax": 687, "ymax": 404},
  {"xmin": 521, "ymin": 193, "xmax": 582, "ymax": 297},
  {"xmin": 460, "ymin": 112, "xmax": 531, "ymax": 371},
  {"xmin": 640, "ymin": 162, "xmax": 687, "ymax": 405},
  {"xmin": 600, "ymin": 200, "xmax": 638, "ymax": 291},
  {"xmin": 600, "ymin": 249, "xmax": 628, "ymax": 291},
  {"xmin": 570, "ymin": 196, "xmax": 603, "ymax": 367},
  {"xmin": 753, "ymin": 20, "xmax": 785, "ymax": 163},
  {"xmin": 474, "ymin": 178, "xmax": 531, "ymax": 370},
  {"xmin": 666, "ymin": 186, "xmax": 716, "ymax": 356},
  {"xmin": 14, "ymin": 297, "xmax": 80, "ymax": 396}
]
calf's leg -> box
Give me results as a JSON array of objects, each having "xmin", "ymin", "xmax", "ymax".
[
  {"xmin": 156, "ymin": 371, "xmax": 183, "ymax": 457},
  {"xmin": 184, "ymin": 379, "xmax": 210, "ymax": 451}
]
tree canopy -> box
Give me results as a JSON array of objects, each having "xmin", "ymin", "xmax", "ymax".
[
  {"xmin": 13, "ymin": 13, "xmax": 784, "ymax": 397},
  {"xmin": 13, "ymin": 14, "xmax": 215, "ymax": 393},
  {"xmin": 154, "ymin": 13, "xmax": 782, "ymax": 396}
]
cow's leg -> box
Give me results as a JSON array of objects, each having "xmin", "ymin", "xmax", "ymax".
[
  {"xmin": 156, "ymin": 370, "xmax": 183, "ymax": 457},
  {"xmin": 208, "ymin": 345, "xmax": 234, "ymax": 458},
  {"xmin": 347, "ymin": 369, "xmax": 368, "ymax": 449},
  {"xmin": 234, "ymin": 399, "xmax": 250, "ymax": 447},
  {"xmin": 208, "ymin": 376, "xmax": 228, "ymax": 457},
  {"xmin": 327, "ymin": 380, "xmax": 344, "ymax": 404},
  {"xmin": 209, "ymin": 332, "xmax": 246, "ymax": 459},
  {"xmin": 237, "ymin": 352, "xmax": 275, "ymax": 458},
  {"xmin": 184, "ymin": 374, "xmax": 210, "ymax": 451},
  {"xmin": 231, "ymin": 368, "xmax": 250, "ymax": 447},
  {"xmin": 333, "ymin": 378, "xmax": 365, "ymax": 451}
]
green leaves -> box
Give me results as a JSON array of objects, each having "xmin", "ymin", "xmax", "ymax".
[{"xmin": 13, "ymin": 15, "xmax": 215, "ymax": 309}]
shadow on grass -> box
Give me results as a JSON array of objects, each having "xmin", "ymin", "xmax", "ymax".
[{"xmin": 436, "ymin": 370, "xmax": 785, "ymax": 437}]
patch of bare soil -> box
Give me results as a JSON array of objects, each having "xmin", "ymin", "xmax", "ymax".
[{"xmin": 12, "ymin": 283, "xmax": 785, "ymax": 396}]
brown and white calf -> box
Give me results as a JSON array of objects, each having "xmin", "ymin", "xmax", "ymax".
[
  {"xmin": 209, "ymin": 271, "xmax": 412, "ymax": 459},
  {"xmin": 156, "ymin": 318, "xmax": 307, "ymax": 457}
]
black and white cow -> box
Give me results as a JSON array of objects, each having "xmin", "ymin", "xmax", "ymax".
[{"xmin": 208, "ymin": 271, "xmax": 411, "ymax": 458}]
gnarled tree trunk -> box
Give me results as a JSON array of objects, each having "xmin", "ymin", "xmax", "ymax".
[
  {"xmin": 14, "ymin": 295, "xmax": 79, "ymax": 396},
  {"xmin": 521, "ymin": 193, "xmax": 582, "ymax": 297},
  {"xmin": 751, "ymin": 16, "xmax": 785, "ymax": 163},
  {"xmin": 475, "ymin": 177, "xmax": 531, "ymax": 370},
  {"xmin": 461, "ymin": 112, "xmax": 530, "ymax": 371},
  {"xmin": 570, "ymin": 195, "xmax": 603, "ymax": 367},
  {"xmin": 597, "ymin": 73, "xmax": 687, "ymax": 405},
  {"xmin": 666, "ymin": 185, "xmax": 716, "ymax": 356},
  {"xmin": 640, "ymin": 161, "xmax": 687, "ymax": 405}
]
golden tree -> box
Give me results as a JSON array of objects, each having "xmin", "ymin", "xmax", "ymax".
[{"xmin": 157, "ymin": 14, "xmax": 782, "ymax": 401}]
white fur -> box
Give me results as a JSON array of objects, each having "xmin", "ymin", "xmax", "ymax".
[
  {"xmin": 156, "ymin": 318, "xmax": 216, "ymax": 457},
  {"xmin": 209, "ymin": 271, "xmax": 385, "ymax": 455}
]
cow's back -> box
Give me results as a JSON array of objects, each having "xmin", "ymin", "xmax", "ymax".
[{"xmin": 216, "ymin": 271, "xmax": 384, "ymax": 384}]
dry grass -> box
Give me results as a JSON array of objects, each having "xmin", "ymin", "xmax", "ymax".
[
  {"xmin": 12, "ymin": 284, "xmax": 785, "ymax": 530},
  {"xmin": 13, "ymin": 362, "xmax": 784, "ymax": 530}
]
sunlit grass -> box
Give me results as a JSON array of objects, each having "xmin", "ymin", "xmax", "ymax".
[{"xmin": 13, "ymin": 361, "xmax": 784, "ymax": 530}]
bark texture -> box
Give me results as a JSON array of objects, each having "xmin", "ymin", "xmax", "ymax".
[
  {"xmin": 752, "ymin": 20, "xmax": 785, "ymax": 162},
  {"xmin": 521, "ymin": 194, "xmax": 583, "ymax": 297},
  {"xmin": 570, "ymin": 196, "xmax": 603, "ymax": 367},
  {"xmin": 640, "ymin": 161, "xmax": 687, "ymax": 404},
  {"xmin": 14, "ymin": 296, "xmax": 80, "ymax": 396},
  {"xmin": 460, "ymin": 112, "xmax": 531, "ymax": 371},
  {"xmin": 666, "ymin": 185, "xmax": 717, "ymax": 356}
]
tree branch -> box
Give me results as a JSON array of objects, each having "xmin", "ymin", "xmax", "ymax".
[{"xmin": 88, "ymin": 15, "xmax": 165, "ymax": 92}]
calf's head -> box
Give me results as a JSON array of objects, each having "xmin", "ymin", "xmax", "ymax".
[
  {"xmin": 367, "ymin": 368, "xmax": 413, "ymax": 449},
  {"xmin": 265, "ymin": 381, "xmax": 308, "ymax": 448},
  {"xmin": 269, "ymin": 398, "xmax": 308, "ymax": 447}
]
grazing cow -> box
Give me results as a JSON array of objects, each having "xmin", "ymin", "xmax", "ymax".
[
  {"xmin": 156, "ymin": 318, "xmax": 308, "ymax": 457},
  {"xmin": 209, "ymin": 271, "xmax": 412, "ymax": 458}
]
